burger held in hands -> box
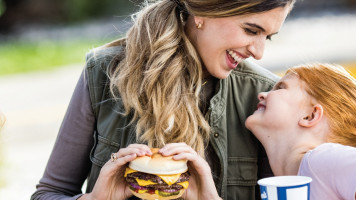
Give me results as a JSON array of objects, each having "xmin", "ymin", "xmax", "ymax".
[{"xmin": 124, "ymin": 148, "xmax": 190, "ymax": 200}]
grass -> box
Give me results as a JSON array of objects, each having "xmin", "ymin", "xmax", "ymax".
[
  {"xmin": 1, "ymin": 39, "xmax": 356, "ymax": 78},
  {"xmin": 0, "ymin": 39, "xmax": 114, "ymax": 76}
]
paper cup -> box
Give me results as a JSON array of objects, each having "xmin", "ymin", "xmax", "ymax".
[{"xmin": 258, "ymin": 176, "xmax": 312, "ymax": 200}]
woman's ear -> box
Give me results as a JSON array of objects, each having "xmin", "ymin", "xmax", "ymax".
[
  {"xmin": 298, "ymin": 104, "xmax": 324, "ymax": 128},
  {"xmin": 193, "ymin": 16, "xmax": 204, "ymax": 29}
]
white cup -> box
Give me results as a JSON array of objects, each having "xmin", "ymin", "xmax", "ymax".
[{"xmin": 257, "ymin": 176, "xmax": 312, "ymax": 200}]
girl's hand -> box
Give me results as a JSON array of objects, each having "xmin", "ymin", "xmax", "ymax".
[
  {"xmin": 159, "ymin": 143, "xmax": 221, "ymax": 200},
  {"xmin": 79, "ymin": 144, "xmax": 152, "ymax": 200}
]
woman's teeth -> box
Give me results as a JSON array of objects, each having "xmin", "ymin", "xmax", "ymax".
[{"xmin": 227, "ymin": 50, "xmax": 244, "ymax": 64}]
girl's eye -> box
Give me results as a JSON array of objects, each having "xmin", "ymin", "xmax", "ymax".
[
  {"xmin": 266, "ymin": 35, "xmax": 272, "ymax": 41},
  {"xmin": 273, "ymin": 82, "xmax": 285, "ymax": 90},
  {"xmin": 276, "ymin": 85, "xmax": 283, "ymax": 90},
  {"xmin": 244, "ymin": 28, "xmax": 258, "ymax": 35}
]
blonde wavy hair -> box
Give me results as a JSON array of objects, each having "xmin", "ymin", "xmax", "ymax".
[
  {"xmin": 109, "ymin": 0, "xmax": 296, "ymax": 156},
  {"xmin": 287, "ymin": 63, "xmax": 356, "ymax": 147}
]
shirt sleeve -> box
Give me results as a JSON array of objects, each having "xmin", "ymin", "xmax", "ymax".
[
  {"xmin": 31, "ymin": 69, "xmax": 95, "ymax": 200},
  {"xmin": 306, "ymin": 143, "xmax": 356, "ymax": 200},
  {"xmin": 329, "ymin": 145, "xmax": 356, "ymax": 200}
]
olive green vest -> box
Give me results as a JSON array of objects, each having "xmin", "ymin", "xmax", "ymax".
[{"xmin": 85, "ymin": 45, "xmax": 278, "ymax": 200}]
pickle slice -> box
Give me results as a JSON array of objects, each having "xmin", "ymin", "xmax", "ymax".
[{"xmin": 158, "ymin": 190, "xmax": 180, "ymax": 197}]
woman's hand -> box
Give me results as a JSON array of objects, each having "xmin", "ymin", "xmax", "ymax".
[
  {"xmin": 79, "ymin": 144, "xmax": 152, "ymax": 200},
  {"xmin": 159, "ymin": 143, "xmax": 221, "ymax": 200}
]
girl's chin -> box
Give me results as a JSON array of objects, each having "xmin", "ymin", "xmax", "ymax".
[
  {"xmin": 245, "ymin": 117, "xmax": 254, "ymax": 130},
  {"xmin": 245, "ymin": 116, "xmax": 265, "ymax": 132}
]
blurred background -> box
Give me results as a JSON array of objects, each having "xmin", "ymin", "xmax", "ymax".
[{"xmin": 0, "ymin": 0, "xmax": 355, "ymax": 199}]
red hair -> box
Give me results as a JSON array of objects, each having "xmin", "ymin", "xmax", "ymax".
[{"xmin": 286, "ymin": 63, "xmax": 356, "ymax": 147}]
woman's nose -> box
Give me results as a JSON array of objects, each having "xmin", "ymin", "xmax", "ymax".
[{"xmin": 248, "ymin": 38, "xmax": 266, "ymax": 60}]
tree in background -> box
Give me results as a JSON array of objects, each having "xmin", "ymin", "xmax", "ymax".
[
  {"xmin": 64, "ymin": 0, "xmax": 143, "ymax": 22},
  {"xmin": 0, "ymin": 0, "xmax": 4, "ymax": 16},
  {"xmin": 0, "ymin": 0, "xmax": 142, "ymax": 33},
  {"xmin": 0, "ymin": 0, "xmax": 23, "ymax": 32},
  {"xmin": 1, "ymin": 0, "xmax": 355, "ymax": 34}
]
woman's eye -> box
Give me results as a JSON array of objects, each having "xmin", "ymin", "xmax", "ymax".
[
  {"xmin": 244, "ymin": 28, "xmax": 258, "ymax": 35},
  {"xmin": 266, "ymin": 35, "xmax": 272, "ymax": 41}
]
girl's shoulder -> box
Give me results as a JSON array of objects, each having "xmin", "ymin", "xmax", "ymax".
[
  {"xmin": 302, "ymin": 144, "xmax": 356, "ymax": 200},
  {"xmin": 306, "ymin": 143, "xmax": 356, "ymax": 165},
  {"xmin": 301, "ymin": 143, "xmax": 356, "ymax": 180},
  {"xmin": 310, "ymin": 143, "xmax": 356, "ymax": 157}
]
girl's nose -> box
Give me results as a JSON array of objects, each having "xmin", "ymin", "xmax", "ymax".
[{"xmin": 258, "ymin": 92, "xmax": 267, "ymax": 101}]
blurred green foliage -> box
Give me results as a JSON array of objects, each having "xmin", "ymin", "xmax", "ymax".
[
  {"xmin": 0, "ymin": 39, "xmax": 114, "ymax": 76},
  {"xmin": 0, "ymin": 0, "xmax": 143, "ymax": 76},
  {"xmin": 0, "ymin": 0, "xmax": 4, "ymax": 17},
  {"xmin": 63, "ymin": 0, "xmax": 143, "ymax": 23},
  {"xmin": 0, "ymin": 0, "xmax": 143, "ymax": 26}
]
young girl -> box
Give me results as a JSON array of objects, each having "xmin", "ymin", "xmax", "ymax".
[
  {"xmin": 159, "ymin": 63, "xmax": 356, "ymax": 199},
  {"xmin": 245, "ymin": 63, "xmax": 356, "ymax": 200}
]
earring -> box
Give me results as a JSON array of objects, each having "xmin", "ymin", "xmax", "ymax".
[
  {"xmin": 196, "ymin": 23, "xmax": 202, "ymax": 29},
  {"xmin": 180, "ymin": 11, "xmax": 185, "ymax": 24}
]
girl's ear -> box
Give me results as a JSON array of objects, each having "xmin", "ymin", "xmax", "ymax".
[{"xmin": 298, "ymin": 104, "xmax": 324, "ymax": 128}]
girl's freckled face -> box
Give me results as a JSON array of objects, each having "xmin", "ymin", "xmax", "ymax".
[{"xmin": 246, "ymin": 74, "xmax": 312, "ymax": 137}]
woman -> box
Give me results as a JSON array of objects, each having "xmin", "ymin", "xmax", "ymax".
[
  {"xmin": 245, "ymin": 63, "xmax": 356, "ymax": 200},
  {"xmin": 31, "ymin": 0, "xmax": 296, "ymax": 199}
]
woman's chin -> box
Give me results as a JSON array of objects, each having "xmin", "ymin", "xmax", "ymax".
[{"xmin": 208, "ymin": 65, "xmax": 234, "ymax": 79}]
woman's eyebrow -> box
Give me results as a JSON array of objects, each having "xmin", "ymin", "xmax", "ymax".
[
  {"xmin": 245, "ymin": 22, "xmax": 266, "ymax": 32},
  {"xmin": 244, "ymin": 22, "xmax": 279, "ymax": 36}
]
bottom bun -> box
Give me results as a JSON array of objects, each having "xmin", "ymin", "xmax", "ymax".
[{"xmin": 131, "ymin": 189, "xmax": 186, "ymax": 200}]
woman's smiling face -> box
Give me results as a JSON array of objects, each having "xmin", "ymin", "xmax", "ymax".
[{"xmin": 190, "ymin": 6, "xmax": 291, "ymax": 79}]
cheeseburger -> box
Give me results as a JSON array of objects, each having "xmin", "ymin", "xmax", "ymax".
[{"xmin": 125, "ymin": 148, "xmax": 190, "ymax": 200}]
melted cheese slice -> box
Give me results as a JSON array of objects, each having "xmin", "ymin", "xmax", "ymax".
[
  {"xmin": 177, "ymin": 181, "xmax": 189, "ymax": 189},
  {"xmin": 136, "ymin": 189, "xmax": 148, "ymax": 194},
  {"xmin": 157, "ymin": 173, "xmax": 181, "ymax": 185},
  {"xmin": 125, "ymin": 167, "xmax": 184, "ymax": 186},
  {"xmin": 124, "ymin": 168, "xmax": 138, "ymax": 177}
]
